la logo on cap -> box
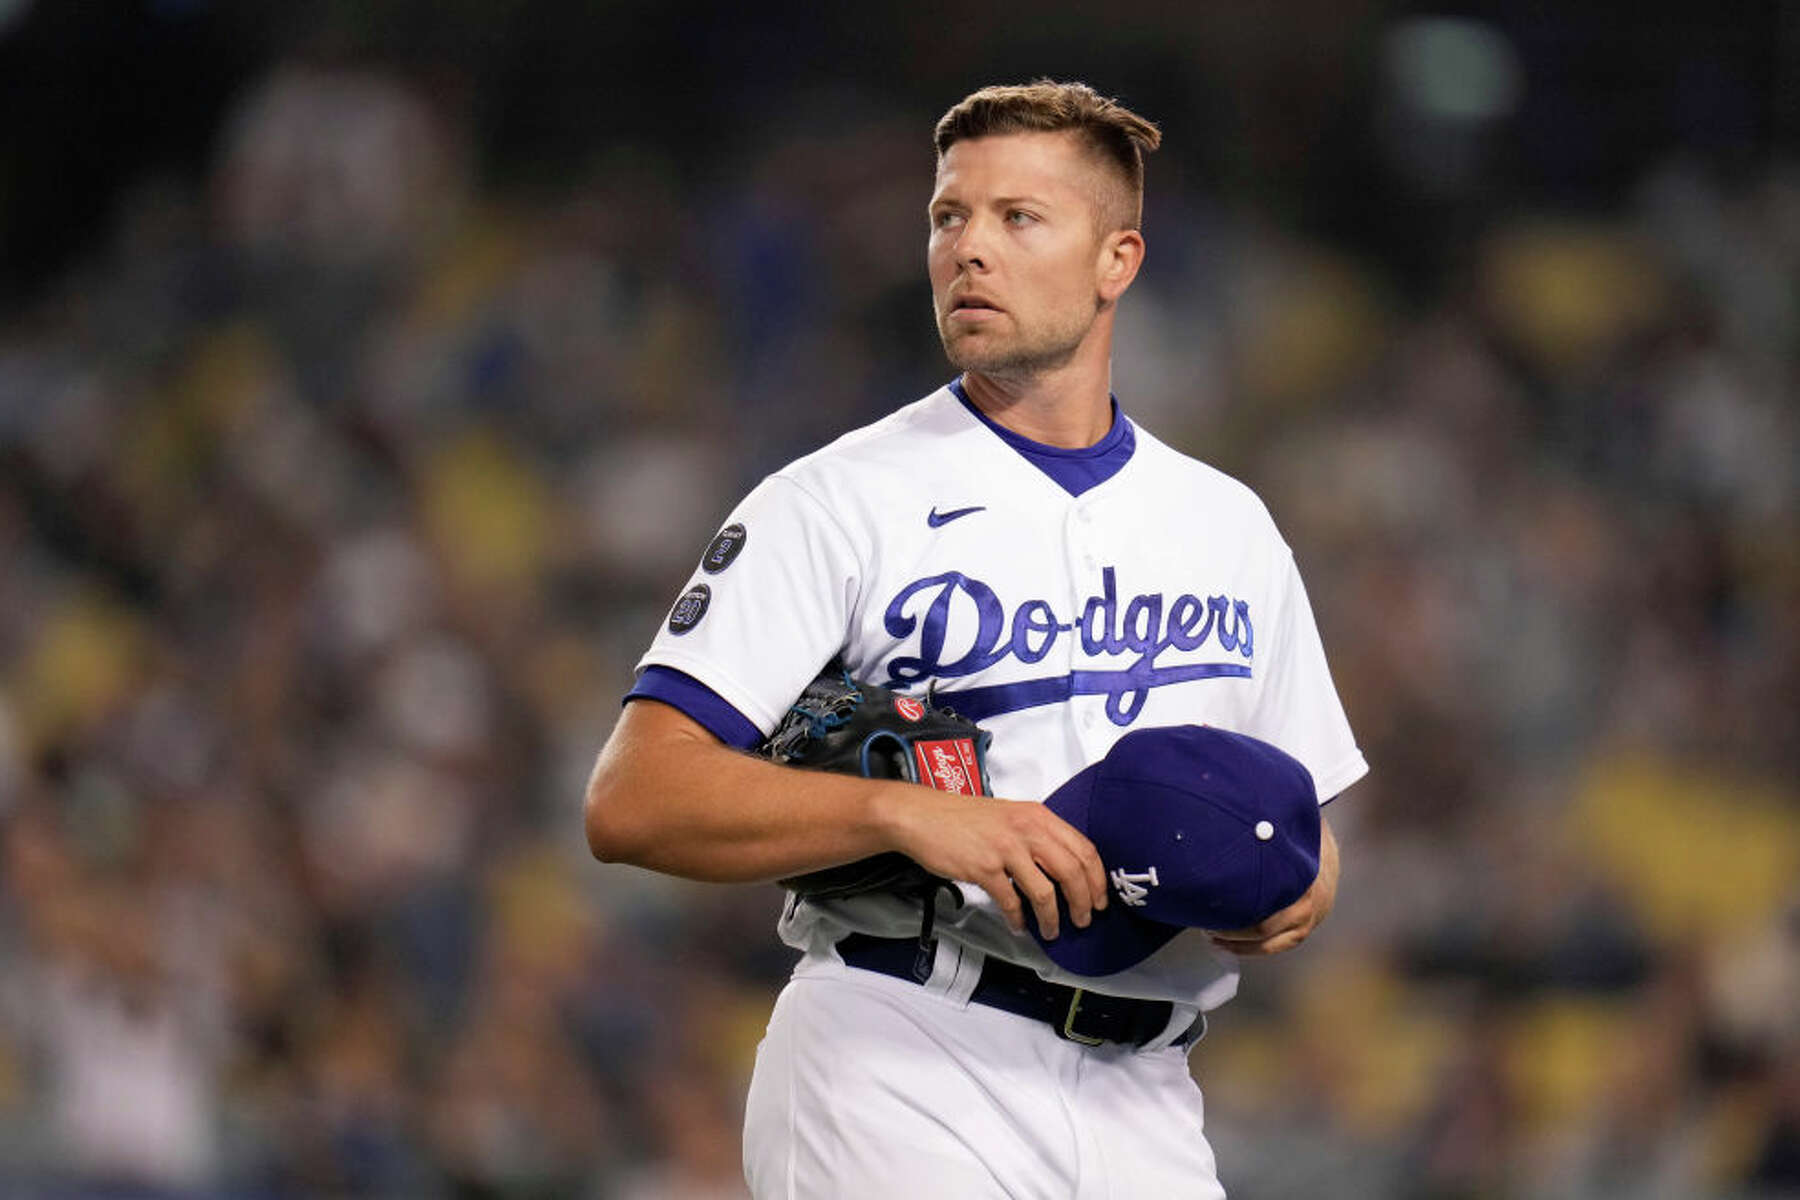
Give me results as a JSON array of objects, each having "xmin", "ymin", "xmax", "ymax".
[{"xmin": 1109, "ymin": 866, "xmax": 1159, "ymax": 907}]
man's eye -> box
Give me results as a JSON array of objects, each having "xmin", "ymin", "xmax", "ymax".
[
  {"xmin": 933, "ymin": 211, "xmax": 961, "ymax": 229},
  {"xmin": 1006, "ymin": 210, "xmax": 1036, "ymax": 226}
]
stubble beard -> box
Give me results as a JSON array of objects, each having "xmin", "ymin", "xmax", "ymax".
[{"xmin": 936, "ymin": 302, "xmax": 1097, "ymax": 383}]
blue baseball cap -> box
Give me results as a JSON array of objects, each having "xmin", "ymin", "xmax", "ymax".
[{"xmin": 1024, "ymin": 725, "xmax": 1322, "ymax": 977}]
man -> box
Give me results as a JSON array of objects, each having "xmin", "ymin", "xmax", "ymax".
[{"xmin": 585, "ymin": 81, "xmax": 1367, "ymax": 1197}]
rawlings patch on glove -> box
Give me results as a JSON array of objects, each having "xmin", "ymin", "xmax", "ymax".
[{"xmin": 764, "ymin": 663, "xmax": 992, "ymax": 901}]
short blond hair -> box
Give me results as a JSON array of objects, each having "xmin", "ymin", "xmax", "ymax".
[{"xmin": 934, "ymin": 80, "xmax": 1162, "ymax": 230}]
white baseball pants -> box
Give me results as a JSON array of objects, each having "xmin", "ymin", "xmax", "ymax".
[{"xmin": 743, "ymin": 960, "xmax": 1226, "ymax": 1199}]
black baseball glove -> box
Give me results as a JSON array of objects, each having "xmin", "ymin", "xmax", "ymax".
[{"xmin": 763, "ymin": 663, "xmax": 992, "ymax": 902}]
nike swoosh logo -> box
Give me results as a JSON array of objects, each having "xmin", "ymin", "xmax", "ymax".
[{"xmin": 927, "ymin": 505, "xmax": 986, "ymax": 528}]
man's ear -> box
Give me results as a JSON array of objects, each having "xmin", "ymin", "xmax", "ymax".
[{"xmin": 1097, "ymin": 228, "xmax": 1145, "ymax": 304}]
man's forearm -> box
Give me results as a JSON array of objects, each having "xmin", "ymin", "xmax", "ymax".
[
  {"xmin": 583, "ymin": 698, "xmax": 918, "ymax": 883},
  {"xmin": 583, "ymin": 697, "xmax": 1110, "ymax": 937}
]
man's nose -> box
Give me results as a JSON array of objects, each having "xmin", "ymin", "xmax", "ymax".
[{"xmin": 954, "ymin": 214, "xmax": 995, "ymax": 271}]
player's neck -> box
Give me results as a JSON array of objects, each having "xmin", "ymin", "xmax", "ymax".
[{"xmin": 958, "ymin": 360, "xmax": 1114, "ymax": 450}]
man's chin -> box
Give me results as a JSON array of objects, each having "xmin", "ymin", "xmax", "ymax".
[
  {"xmin": 942, "ymin": 329, "xmax": 1019, "ymax": 372},
  {"xmin": 943, "ymin": 344, "xmax": 1002, "ymax": 375},
  {"xmin": 942, "ymin": 337, "xmax": 1075, "ymax": 380}
]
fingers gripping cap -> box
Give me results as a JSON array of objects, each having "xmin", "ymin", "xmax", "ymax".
[{"xmin": 1024, "ymin": 725, "xmax": 1322, "ymax": 977}]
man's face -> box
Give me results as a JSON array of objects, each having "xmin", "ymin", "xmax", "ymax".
[{"xmin": 928, "ymin": 131, "xmax": 1121, "ymax": 379}]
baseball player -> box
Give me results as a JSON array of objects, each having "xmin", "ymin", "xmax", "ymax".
[{"xmin": 586, "ymin": 81, "xmax": 1367, "ymax": 1197}]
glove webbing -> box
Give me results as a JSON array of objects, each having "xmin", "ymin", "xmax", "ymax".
[{"xmin": 767, "ymin": 675, "xmax": 862, "ymax": 762}]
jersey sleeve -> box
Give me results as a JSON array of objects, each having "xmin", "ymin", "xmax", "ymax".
[
  {"xmin": 626, "ymin": 666, "xmax": 764, "ymax": 749},
  {"xmin": 635, "ymin": 474, "xmax": 864, "ymax": 738},
  {"xmin": 1246, "ymin": 548, "xmax": 1368, "ymax": 803}
]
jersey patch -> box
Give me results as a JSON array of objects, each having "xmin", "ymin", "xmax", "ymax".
[
  {"xmin": 667, "ymin": 584, "xmax": 711, "ymax": 634},
  {"xmin": 912, "ymin": 738, "xmax": 981, "ymax": 794},
  {"xmin": 701, "ymin": 523, "xmax": 747, "ymax": 574}
]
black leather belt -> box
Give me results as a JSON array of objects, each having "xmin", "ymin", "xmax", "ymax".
[{"xmin": 837, "ymin": 932, "xmax": 1204, "ymax": 1049}]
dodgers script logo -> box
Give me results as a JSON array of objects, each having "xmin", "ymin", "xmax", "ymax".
[{"xmin": 882, "ymin": 566, "xmax": 1254, "ymax": 725}]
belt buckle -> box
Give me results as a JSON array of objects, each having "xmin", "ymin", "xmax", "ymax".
[{"xmin": 1059, "ymin": 987, "xmax": 1106, "ymax": 1046}]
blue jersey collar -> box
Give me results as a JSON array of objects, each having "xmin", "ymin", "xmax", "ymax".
[{"xmin": 948, "ymin": 378, "xmax": 1136, "ymax": 498}]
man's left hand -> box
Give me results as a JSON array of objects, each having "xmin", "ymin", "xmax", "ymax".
[{"xmin": 1208, "ymin": 815, "xmax": 1339, "ymax": 957}]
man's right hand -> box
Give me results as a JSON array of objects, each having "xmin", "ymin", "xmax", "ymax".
[{"xmin": 875, "ymin": 788, "xmax": 1108, "ymax": 940}]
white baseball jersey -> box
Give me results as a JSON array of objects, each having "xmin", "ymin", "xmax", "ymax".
[{"xmin": 635, "ymin": 380, "xmax": 1367, "ymax": 1012}]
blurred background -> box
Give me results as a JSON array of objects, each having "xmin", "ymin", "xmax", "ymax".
[{"xmin": 0, "ymin": 1, "xmax": 1796, "ymax": 1196}]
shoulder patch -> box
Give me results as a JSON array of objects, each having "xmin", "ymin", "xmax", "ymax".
[
  {"xmin": 701, "ymin": 523, "xmax": 747, "ymax": 574},
  {"xmin": 667, "ymin": 583, "xmax": 711, "ymax": 634}
]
